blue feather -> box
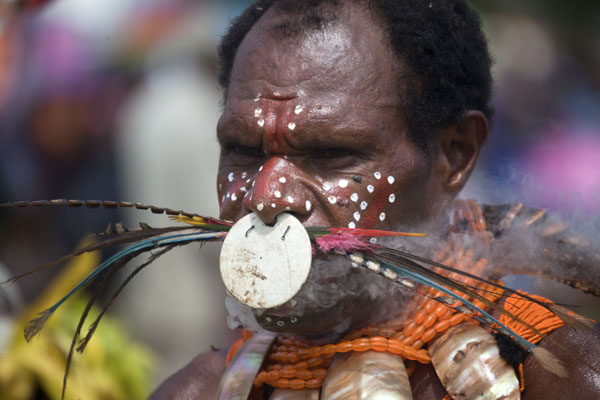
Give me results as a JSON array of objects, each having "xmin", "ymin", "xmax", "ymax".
[
  {"xmin": 25, "ymin": 230, "xmax": 221, "ymax": 341},
  {"xmin": 375, "ymin": 257, "xmax": 538, "ymax": 352}
]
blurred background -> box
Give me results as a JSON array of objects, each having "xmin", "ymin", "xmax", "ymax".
[{"xmin": 0, "ymin": 0, "xmax": 599, "ymax": 398}]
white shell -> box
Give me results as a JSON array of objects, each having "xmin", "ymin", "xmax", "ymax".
[
  {"xmin": 220, "ymin": 213, "xmax": 312, "ymax": 309},
  {"xmin": 270, "ymin": 389, "xmax": 320, "ymax": 399},
  {"xmin": 321, "ymin": 351, "xmax": 413, "ymax": 400},
  {"xmin": 429, "ymin": 324, "xmax": 520, "ymax": 400}
]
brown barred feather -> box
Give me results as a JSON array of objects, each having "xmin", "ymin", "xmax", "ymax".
[{"xmin": 0, "ymin": 226, "xmax": 192, "ymax": 285}]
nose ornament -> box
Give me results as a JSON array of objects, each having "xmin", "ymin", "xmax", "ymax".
[{"xmin": 220, "ymin": 212, "xmax": 312, "ymax": 309}]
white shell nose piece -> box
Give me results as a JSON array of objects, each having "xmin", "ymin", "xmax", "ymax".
[{"xmin": 220, "ymin": 213, "xmax": 312, "ymax": 309}]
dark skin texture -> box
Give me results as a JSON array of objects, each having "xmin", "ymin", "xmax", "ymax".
[{"xmin": 152, "ymin": 3, "xmax": 600, "ymax": 398}]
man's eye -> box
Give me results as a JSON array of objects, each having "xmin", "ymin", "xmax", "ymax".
[
  {"xmin": 231, "ymin": 145, "xmax": 265, "ymax": 158},
  {"xmin": 313, "ymin": 148, "xmax": 354, "ymax": 159}
]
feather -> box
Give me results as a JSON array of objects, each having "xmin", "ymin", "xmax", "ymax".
[
  {"xmin": 77, "ymin": 245, "xmax": 177, "ymax": 353},
  {"xmin": 361, "ymin": 253, "xmax": 544, "ymax": 353},
  {"xmin": 1, "ymin": 226, "xmax": 192, "ymax": 285},
  {"xmin": 532, "ymin": 347, "xmax": 568, "ymax": 378},
  {"xmin": 23, "ymin": 230, "xmax": 225, "ymax": 341},
  {"xmin": 170, "ymin": 214, "xmax": 232, "ymax": 230},
  {"xmin": 0, "ymin": 199, "xmax": 216, "ymax": 220},
  {"xmin": 549, "ymin": 305, "xmax": 596, "ymax": 332},
  {"xmin": 24, "ymin": 309, "xmax": 53, "ymax": 342},
  {"xmin": 378, "ymin": 247, "xmax": 579, "ymax": 327},
  {"xmin": 306, "ymin": 226, "xmax": 427, "ymax": 237}
]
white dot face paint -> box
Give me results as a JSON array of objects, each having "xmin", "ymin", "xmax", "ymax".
[
  {"xmin": 257, "ymin": 203, "xmax": 264, "ymax": 211},
  {"xmin": 350, "ymin": 193, "xmax": 359, "ymax": 202},
  {"xmin": 228, "ymin": 172, "xmax": 234, "ymax": 182},
  {"xmin": 286, "ymin": 196, "xmax": 294, "ymax": 203},
  {"xmin": 360, "ymin": 201, "xmax": 368, "ymax": 210},
  {"xmin": 241, "ymin": 172, "xmax": 248, "ymax": 179},
  {"xmin": 288, "ymin": 122, "xmax": 296, "ymax": 131},
  {"xmin": 338, "ymin": 179, "xmax": 349, "ymax": 188},
  {"xmin": 259, "ymin": 166, "xmax": 263, "ymax": 172},
  {"xmin": 240, "ymin": 187, "xmax": 247, "ymax": 192},
  {"xmin": 353, "ymin": 211, "xmax": 361, "ymax": 221},
  {"xmin": 369, "ymin": 238, "xmax": 378, "ymax": 244},
  {"xmin": 274, "ymin": 190, "xmax": 282, "ymax": 198},
  {"xmin": 226, "ymin": 192, "xmax": 231, "ymax": 198},
  {"xmin": 294, "ymin": 105, "xmax": 303, "ymax": 115},
  {"xmin": 231, "ymin": 193, "xmax": 238, "ymax": 201},
  {"xmin": 258, "ymin": 119, "xmax": 265, "ymax": 127},
  {"xmin": 348, "ymin": 222, "xmax": 356, "ymax": 229},
  {"xmin": 379, "ymin": 212, "xmax": 386, "ymax": 221},
  {"xmin": 322, "ymin": 182, "xmax": 331, "ymax": 191},
  {"xmin": 279, "ymin": 177, "xmax": 287, "ymax": 183},
  {"xmin": 219, "ymin": 183, "xmax": 222, "ymax": 190},
  {"xmin": 328, "ymin": 196, "xmax": 337, "ymax": 204},
  {"xmin": 367, "ymin": 185, "xmax": 375, "ymax": 193},
  {"xmin": 254, "ymin": 108, "xmax": 262, "ymax": 117},
  {"xmin": 387, "ymin": 176, "xmax": 395, "ymax": 184},
  {"xmin": 305, "ymin": 200, "xmax": 312, "ymax": 211},
  {"xmin": 271, "ymin": 203, "xmax": 277, "ymax": 208},
  {"xmin": 374, "ymin": 172, "xmax": 382, "ymax": 180},
  {"xmin": 389, "ymin": 194, "xmax": 396, "ymax": 203}
]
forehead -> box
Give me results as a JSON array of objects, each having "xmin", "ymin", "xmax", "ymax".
[{"xmin": 227, "ymin": 3, "xmax": 404, "ymax": 110}]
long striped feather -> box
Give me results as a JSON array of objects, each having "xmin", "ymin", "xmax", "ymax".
[
  {"xmin": 368, "ymin": 255, "xmax": 568, "ymax": 376},
  {"xmin": 24, "ymin": 230, "xmax": 225, "ymax": 341}
]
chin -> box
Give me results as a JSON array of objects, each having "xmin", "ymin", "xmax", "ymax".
[{"xmin": 228, "ymin": 254, "xmax": 414, "ymax": 340}]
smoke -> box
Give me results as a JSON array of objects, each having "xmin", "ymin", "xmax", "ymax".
[
  {"xmin": 224, "ymin": 194, "xmax": 600, "ymax": 338},
  {"xmin": 225, "ymin": 253, "xmax": 413, "ymax": 338}
]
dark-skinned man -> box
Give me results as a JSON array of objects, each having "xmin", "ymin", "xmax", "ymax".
[{"xmin": 152, "ymin": 1, "xmax": 600, "ymax": 399}]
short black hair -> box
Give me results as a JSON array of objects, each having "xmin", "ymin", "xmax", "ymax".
[{"xmin": 218, "ymin": 0, "xmax": 493, "ymax": 151}]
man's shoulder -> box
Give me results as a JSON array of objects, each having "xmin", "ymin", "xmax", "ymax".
[{"xmin": 150, "ymin": 349, "xmax": 227, "ymax": 400}]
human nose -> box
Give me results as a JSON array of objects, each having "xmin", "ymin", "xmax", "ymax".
[{"xmin": 244, "ymin": 156, "xmax": 312, "ymax": 225}]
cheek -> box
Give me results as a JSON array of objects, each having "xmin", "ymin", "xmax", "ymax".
[
  {"xmin": 317, "ymin": 173, "xmax": 398, "ymax": 230},
  {"xmin": 218, "ymin": 170, "xmax": 255, "ymax": 214}
]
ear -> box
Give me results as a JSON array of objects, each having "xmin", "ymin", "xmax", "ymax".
[{"xmin": 438, "ymin": 110, "xmax": 489, "ymax": 194}]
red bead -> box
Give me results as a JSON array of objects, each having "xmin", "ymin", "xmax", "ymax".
[
  {"xmin": 370, "ymin": 336, "xmax": 388, "ymax": 352},
  {"xmin": 351, "ymin": 338, "xmax": 371, "ymax": 352},
  {"xmin": 289, "ymin": 379, "xmax": 305, "ymax": 390}
]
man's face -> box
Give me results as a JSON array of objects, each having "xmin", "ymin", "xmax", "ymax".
[{"xmin": 216, "ymin": 4, "xmax": 445, "ymax": 334}]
